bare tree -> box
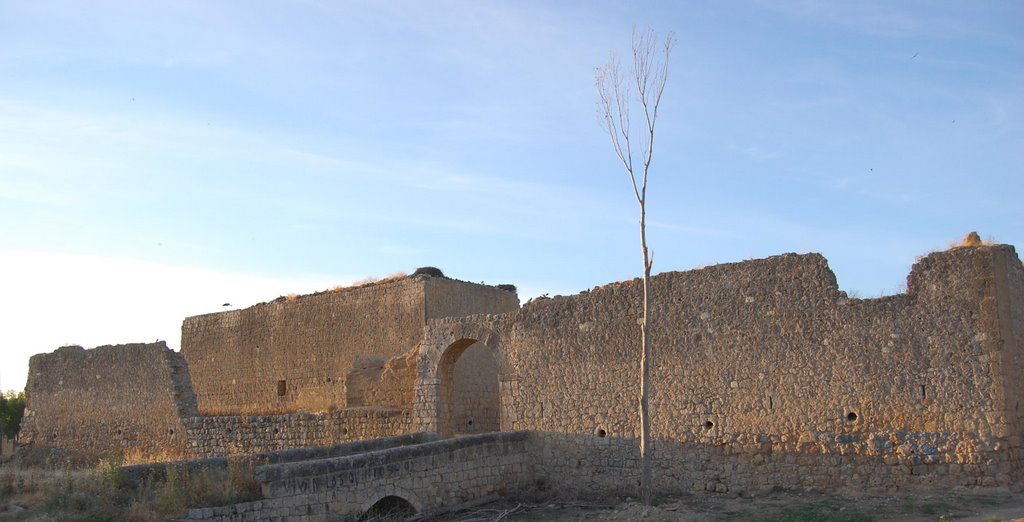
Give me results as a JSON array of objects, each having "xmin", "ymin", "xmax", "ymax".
[{"xmin": 595, "ymin": 26, "xmax": 674, "ymax": 506}]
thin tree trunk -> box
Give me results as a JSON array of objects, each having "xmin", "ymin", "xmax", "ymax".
[
  {"xmin": 595, "ymin": 27, "xmax": 673, "ymax": 507},
  {"xmin": 640, "ymin": 203, "xmax": 652, "ymax": 506}
]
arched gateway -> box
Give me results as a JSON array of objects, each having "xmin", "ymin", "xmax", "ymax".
[{"xmin": 416, "ymin": 317, "xmax": 515, "ymax": 437}]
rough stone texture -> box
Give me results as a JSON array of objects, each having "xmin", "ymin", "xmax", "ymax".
[
  {"xmin": 450, "ymin": 341, "xmax": 501, "ymax": 435},
  {"xmin": 441, "ymin": 245, "xmax": 1022, "ymax": 495},
  {"xmin": 180, "ymin": 275, "xmax": 518, "ymax": 415},
  {"xmin": 183, "ymin": 431, "xmax": 533, "ymax": 522},
  {"xmin": 121, "ymin": 432, "xmax": 436, "ymax": 488},
  {"xmin": 19, "ymin": 245, "xmax": 1024, "ymax": 505},
  {"xmin": 19, "ymin": 342, "xmax": 196, "ymax": 460},
  {"xmin": 344, "ymin": 353, "xmax": 416, "ymax": 410},
  {"xmin": 182, "ymin": 408, "xmax": 413, "ymax": 458}
]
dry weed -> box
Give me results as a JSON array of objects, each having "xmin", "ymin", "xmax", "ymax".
[
  {"xmin": 0, "ymin": 455, "xmax": 262, "ymax": 519},
  {"xmin": 961, "ymin": 231, "xmax": 983, "ymax": 247}
]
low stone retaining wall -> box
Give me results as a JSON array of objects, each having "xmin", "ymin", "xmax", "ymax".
[
  {"xmin": 182, "ymin": 408, "xmax": 413, "ymax": 458},
  {"xmin": 122, "ymin": 432, "xmax": 435, "ymax": 488}
]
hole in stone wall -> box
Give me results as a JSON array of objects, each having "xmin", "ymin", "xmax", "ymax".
[
  {"xmin": 168, "ymin": 428, "xmax": 175, "ymax": 436},
  {"xmin": 847, "ymin": 412, "xmax": 858, "ymax": 422},
  {"xmin": 920, "ymin": 384, "xmax": 927, "ymax": 400},
  {"xmin": 704, "ymin": 420, "xmax": 715, "ymax": 430},
  {"xmin": 769, "ymin": 396, "xmax": 774, "ymax": 410},
  {"xmin": 277, "ymin": 380, "xmax": 287, "ymax": 397},
  {"xmin": 595, "ymin": 428, "xmax": 607, "ymax": 438},
  {"xmin": 467, "ymin": 419, "xmax": 473, "ymax": 427},
  {"xmin": 342, "ymin": 428, "xmax": 349, "ymax": 435},
  {"xmin": 51, "ymin": 432, "xmax": 57, "ymax": 440},
  {"xmin": 116, "ymin": 428, "xmax": 123, "ymax": 436},
  {"xmin": 326, "ymin": 377, "xmax": 332, "ymax": 383}
]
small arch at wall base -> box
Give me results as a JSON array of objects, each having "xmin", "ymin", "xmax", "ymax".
[{"xmin": 358, "ymin": 495, "xmax": 418, "ymax": 521}]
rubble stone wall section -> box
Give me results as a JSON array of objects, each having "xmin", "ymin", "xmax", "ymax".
[
  {"xmin": 180, "ymin": 278, "xmax": 428, "ymax": 416},
  {"xmin": 344, "ymin": 353, "xmax": 417, "ymax": 409},
  {"xmin": 990, "ymin": 247, "xmax": 1024, "ymax": 483},
  {"xmin": 499, "ymin": 245, "xmax": 1023, "ymax": 494},
  {"xmin": 180, "ymin": 276, "xmax": 518, "ymax": 416},
  {"xmin": 20, "ymin": 342, "xmax": 196, "ymax": 460},
  {"xmin": 424, "ymin": 277, "xmax": 520, "ymax": 320},
  {"xmin": 182, "ymin": 408, "xmax": 413, "ymax": 459}
]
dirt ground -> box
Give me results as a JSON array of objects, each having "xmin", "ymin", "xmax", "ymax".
[{"xmin": 443, "ymin": 490, "xmax": 1024, "ymax": 522}]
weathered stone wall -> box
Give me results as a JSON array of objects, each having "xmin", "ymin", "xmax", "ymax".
[
  {"xmin": 181, "ymin": 275, "xmax": 518, "ymax": 416},
  {"xmin": 424, "ymin": 277, "xmax": 519, "ymax": 320},
  {"xmin": 988, "ymin": 246, "xmax": 1024, "ymax": 483},
  {"xmin": 182, "ymin": 409, "xmax": 412, "ymax": 458},
  {"xmin": 183, "ymin": 431, "xmax": 533, "ymax": 521},
  {"xmin": 20, "ymin": 342, "xmax": 196, "ymax": 460},
  {"xmin": 451, "ymin": 342, "xmax": 501, "ymax": 435},
  {"xmin": 344, "ymin": 353, "xmax": 416, "ymax": 410},
  {"xmin": 494, "ymin": 245, "xmax": 1023, "ymax": 495},
  {"xmin": 19, "ymin": 245, "xmax": 1024, "ymax": 502},
  {"xmin": 181, "ymin": 278, "xmax": 427, "ymax": 416},
  {"xmin": 121, "ymin": 432, "xmax": 437, "ymax": 488}
]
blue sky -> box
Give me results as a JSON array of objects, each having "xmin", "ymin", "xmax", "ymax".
[{"xmin": 1, "ymin": 1, "xmax": 1021, "ymax": 391}]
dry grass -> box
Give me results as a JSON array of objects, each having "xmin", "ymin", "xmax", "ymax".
[
  {"xmin": 121, "ymin": 447, "xmax": 191, "ymax": 467},
  {"xmin": 336, "ymin": 272, "xmax": 408, "ymax": 292},
  {"xmin": 961, "ymin": 231, "xmax": 983, "ymax": 247},
  {"xmin": 0, "ymin": 456, "xmax": 261, "ymax": 521},
  {"xmin": 949, "ymin": 231, "xmax": 999, "ymax": 250},
  {"xmin": 284, "ymin": 293, "xmax": 299, "ymax": 302}
]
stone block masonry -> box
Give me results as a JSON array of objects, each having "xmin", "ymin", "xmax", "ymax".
[
  {"xmin": 120, "ymin": 432, "xmax": 437, "ymax": 488},
  {"xmin": 182, "ymin": 408, "xmax": 413, "ymax": 458},
  {"xmin": 180, "ymin": 274, "xmax": 518, "ymax": 416}
]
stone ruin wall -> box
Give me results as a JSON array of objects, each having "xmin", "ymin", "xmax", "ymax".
[
  {"xmin": 180, "ymin": 278, "xmax": 427, "ymax": 416},
  {"xmin": 20, "ymin": 342, "xmax": 197, "ymax": 460},
  {"xmin": 995, "ymin": 245, "xmax": 1024, "ymax": 479},
  {"xmin": 180, "ymin": 275, "xmax": 518, "ymax": 416},
  {"xmin": 493, "ymin": 245, "xmax": 1023, "ymax": 495},
  {"xmin": 20, "ymin": 275, "xmax": 519, "ymax": 461},
  {"xmin": 17, "ymin": 245, "xmax": 1024, "ymax": 498},
  {"xmin": 181, "ymin": 409, "xmax": 413, "ymax": 458}
]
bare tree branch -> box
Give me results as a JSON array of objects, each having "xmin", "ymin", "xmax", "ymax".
[{"xmin": 595, "ymin": 26, "xmax": 674, "ymax": 507}]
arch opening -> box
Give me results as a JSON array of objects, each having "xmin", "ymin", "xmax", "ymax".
[
  {"xmin": 438, "ymin": 338, "xmax": 500, "ymax": 437},
  {"xmin": 358, "ymin": 495, "xmax": 417, "ymax": 521}
]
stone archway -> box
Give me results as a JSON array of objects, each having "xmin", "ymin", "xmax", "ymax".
[
  {"xmin": 357, "ymin": 487, "xmax": 423, "ymax": 521},
  {"xmin": 438, "ymin": 338, "xmax": 500, "ymax": 437},
  {"xmin": 417, "ymin": 318, "xmax": 514, "ymax": 437}
]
